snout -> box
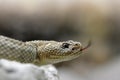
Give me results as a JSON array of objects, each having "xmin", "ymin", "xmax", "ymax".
[{"xmin": 72, "ymin": 43, "xmax": 82, "ymax": 50}]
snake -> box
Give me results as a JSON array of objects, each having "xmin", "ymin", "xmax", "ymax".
[{"xmin": 0, "ymin": 35, "xmax": 91, "ymax": 65}]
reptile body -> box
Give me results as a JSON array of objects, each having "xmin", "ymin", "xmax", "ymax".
[{"xmin": 0, "ymin": 35, "xmax": 90, "ymax": 65}]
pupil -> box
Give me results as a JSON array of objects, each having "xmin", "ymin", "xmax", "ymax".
[{"xmin": 62, "ymin": 43, "xmax": 70, "ymax": 48}]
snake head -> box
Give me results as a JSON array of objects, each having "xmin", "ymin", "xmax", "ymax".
[{"xmin": 36, "ymin": 40, "xmax": 91, "ymax": 65}]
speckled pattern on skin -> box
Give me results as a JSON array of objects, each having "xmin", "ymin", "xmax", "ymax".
[
  {"xmin": 0, "ymin": 36, "xmax": 37, "ymax": 63},
  {"xmin": 0, "ymin": 35, "xmax": 86, "ymax": 65}
]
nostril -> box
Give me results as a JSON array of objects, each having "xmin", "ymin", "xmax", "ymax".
[
  {"xmin": 75, "ymin": 43, "xmax": 81, "ymax": 47},
  {"xmin": 75, "ymin": 44, "xmax": 78, "ymax": 46}
]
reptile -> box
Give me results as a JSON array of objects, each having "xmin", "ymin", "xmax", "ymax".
[{"xmin": 0, "ymin": 35, "xmax": 91, "ymax": 65}]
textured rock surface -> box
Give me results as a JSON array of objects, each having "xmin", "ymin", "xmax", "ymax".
[{"xmin": 0, "ymin": 59, "xmax": 59, "ymax": 80}]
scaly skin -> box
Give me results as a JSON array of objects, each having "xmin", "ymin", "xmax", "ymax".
[{"xmin": 0, "ymin": 35, "xmax": 90, "ymax": 65}]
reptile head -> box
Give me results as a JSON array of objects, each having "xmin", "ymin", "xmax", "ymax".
[{"xmin": 37, "ymin": 40, "xmax": 91, "ymax": 65}]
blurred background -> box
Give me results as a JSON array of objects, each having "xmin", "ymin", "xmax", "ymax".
[{"xmin": 0, "ymin": 0, "xmax": 120, "ymax": 80}]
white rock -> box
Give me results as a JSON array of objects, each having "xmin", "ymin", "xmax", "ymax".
[{"xmin": 0, "ymin": 59, "xmax": 59, "ymax": 80}]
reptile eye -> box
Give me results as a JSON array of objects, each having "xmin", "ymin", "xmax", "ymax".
[{"xmin": 62, "ymin": 43, "xmax": 70, "ymax": 49}]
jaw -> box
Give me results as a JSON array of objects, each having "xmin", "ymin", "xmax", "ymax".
[{"xmin": 42, "ymin": 51, "xmax": 82, "ymax": 65}]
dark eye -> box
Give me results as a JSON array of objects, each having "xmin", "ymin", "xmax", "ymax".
[{"xmin": 62, "ymin": 43, "xmax": 70, "ymax": 49}]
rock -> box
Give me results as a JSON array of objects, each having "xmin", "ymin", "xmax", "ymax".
[{"xmin": 0, "ymin": 59, "xmax": 59, "ymax": 80}]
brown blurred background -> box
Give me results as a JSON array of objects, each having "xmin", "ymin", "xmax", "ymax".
[{"xmin": 0, "ymin": 0, "xmax": 120, "ymax": 80}]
